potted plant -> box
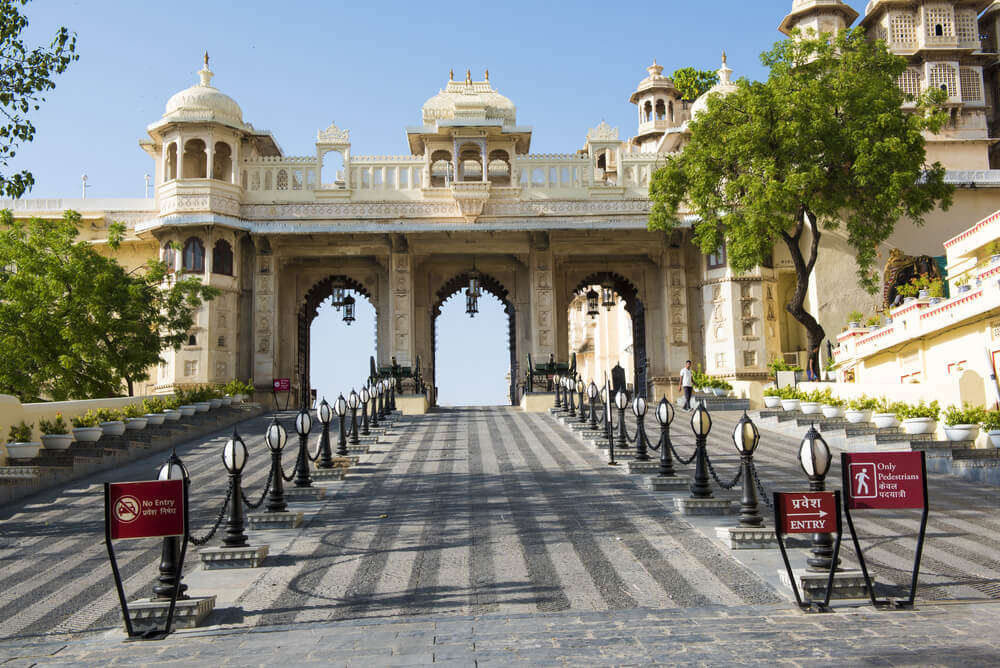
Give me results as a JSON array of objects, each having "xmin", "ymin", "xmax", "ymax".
[
  {"xmin": 943, "ymin": 404, "xmax": 985, "ymax": 442},
  {"xmin": 846, "ymin": 395, "xmax": 878, "ymax": 424},
  {"xmin": 779, "ymin": 386, "xmax": 801, "ymax": 412},
  {"xmin": 208, "ymin": 385, "xmax": 224, "ymax": 409},
  {"xmin": 763, "ymin": 387, "xmax": 782, "ymax": 409},
  {"xmin": 821, "ymin": 393, "xmax": 846, "ymax": 419},
  {"xmin": 799, "ymin": 389, "xmax": 823, "ymax": 415},
  {"xmin": 896, "ymin": 280, "xmax": 919, "ymax": 303},
  {"xmin": 710, "ymin": 377, "xmax": 732, "ymax": 397},
  {"xmin": 927, "ymin": 277, "xmax": 944, "ymax": 305},
  {"xmin": 896, "ymin": 400, "xmax": 940, "ymax": 435},
  {"xmin": 96, "ymin": 408, "xmax": 126, "ymax": 437},
  {"xmin": 823, "ymin": 355, "xmax": 837, "ymax": 382},
  {"xmin": 872, "ymin": 397, "xmax": 900, "ymax": 429},
  {"xmin": 955, "ymin": 274, "xmax": 971, "ymax": 294},
  {"xmin": 175, "ymin": 389, "xmax": 199, "ymax": 417},
  {"xmin": 5, "ymin": 421, "xmax": 40, "ymax": 460},
  {"xmin": 847, "ymin": 310, "xmax": 864, "ymax": 329},
  {"xmin": 71, "ymin": 411, "xmax": 104, "ymax": 443},
  {"xmin": 39, "ymin": 414, "xmax": 73, "ymax": 450},
  {"xmin": 191, "ymin": 386, "xmax": 212, "ymax": 413},
  {"xmin": 141, "ymin": 398, "xmax": 167, "ymax": 426},
  {"xmin": 865, "ymin": 315, "xmax": 881, "ymax": 331},
  {"xmin": 989, "ymin": 240, "xmax": 1000, "ymax": 265},
  {"xmin": 983, "ymin": 410, "xmax": 1000, "ymax": 447},
  {"xmin": 121, "ymin": 403, "xmax": 148, "ymax": 431}
]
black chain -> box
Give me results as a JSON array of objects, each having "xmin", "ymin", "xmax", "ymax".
[
  {"xmin": 646, "ymin": 431, "xmax": 660, "ymax": 452},
  {"xmin": 241, "ymin": 463, "xmax": 274, "ymax": 510},
  {"xmin": 280, "ymin": 455, "xmax": 297, "ymax": 482},
  {"xmin": 188, "ymin": 479, "xmax": 232, "ymax": 546},
  {"xmin": 669, "ymin": 439, "xmax": 697, "ymax": 465},
  {"xmin": 750, "ymin": 462, "xmax": 773, "ymax": 509},
  {"xmin": 705, "ymin": 451, "xmax": 742, "ymax": 490},
  {"xmin": 307, "ymin": 433, "xmax": 322, "ymax": 462}
]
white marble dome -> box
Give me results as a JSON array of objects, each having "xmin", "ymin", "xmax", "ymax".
[
  {"xmin": 422, "ymin": 73, "xmax": 516, "ymax": 127},
  {"xmin": 162, "ymin": 60, "xmax": 243, "ymax": 128},
  {"xmin": 690, "ymin": 54, "xmax": 738, "ymax": 119}
]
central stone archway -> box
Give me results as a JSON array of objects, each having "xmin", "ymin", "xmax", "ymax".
[{"xmin": 431, "ymin": 271, "xmax": 517, "ymax": 406}]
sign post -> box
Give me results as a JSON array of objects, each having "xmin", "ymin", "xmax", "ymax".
[
  {"xmin": 773, "ymin": 490, "xmax": 842, "ymax": 613},
  {"xmin": 272, "ymin": 378, "xmax": 291, "ymax": 411},
  {"xmin": 841, "ymin": 451, "xmax": 928, "ymax": 609},
  {"xmin": 104, "ymin": 479, "xmax": 188, "ymax": 640}
]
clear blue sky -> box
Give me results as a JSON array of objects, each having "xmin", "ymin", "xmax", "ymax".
[{"xmin": 15, "ymin": 0, "xmax": 868, "ymax": 404}]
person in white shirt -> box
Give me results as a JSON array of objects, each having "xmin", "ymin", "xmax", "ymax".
[{"xmin": 679, "ymin": 360, "xmax": 694, "ymax": 410}]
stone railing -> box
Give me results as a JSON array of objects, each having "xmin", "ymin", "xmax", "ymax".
[
  {"xmin": 242, "ymin": 156, "xmax": 320, "ymax": 193},
  {"xmin": 349, "ymin": 155, "xmax": 426, "ymax": 191},
  {"xmin": 515, "ymin": 154, "xmax": 591, "ymax": 190}
]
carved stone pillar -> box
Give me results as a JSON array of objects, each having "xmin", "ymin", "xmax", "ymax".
[
  {"xmin": 252, "ymin": 245, "xmax": 276, "ymax": 386},
  {"xmin": 389, "ymin": 238, "xmax": 414, "ymax": 367},
  {"xmin": 529, "ymin": 238, "xmax": 555, "ymax": 377}
]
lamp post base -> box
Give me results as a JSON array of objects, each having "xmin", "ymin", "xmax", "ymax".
[
  {"xmin": 310, "ymin": 468, "xmax": 346, "ymax": 481},
  {"xmin": 778, "ymin": 568, "xmax": 870, "ymax": 602},
  {"xmin": 673, "ymin": 497, "xmax": 732, "ymax": 516},
  {"xmin": 716, "ymin": 526, "xmax": 779, "ymax": 550},
  {"xmin": 283, "ymin": 486, "xmax": 327, "ymax": 501},
  {"xmin": 130, "ymin": 595, "xmax": 216, "ymax": 633},
  {"xmin": 247, "ymin": 511, "xmax": 304, "ymax": 530},
  {"xmin": 198, "ymin": 545, "xmax": 269, "ymax": 569},
  {"xmin": 645, "ymin": 475, "xmax": 691, "ymax": 491}
]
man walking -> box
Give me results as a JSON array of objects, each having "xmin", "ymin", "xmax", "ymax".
[{"xmin": 679, "ymin": 360, "xmax": 694, "ymax": 410}]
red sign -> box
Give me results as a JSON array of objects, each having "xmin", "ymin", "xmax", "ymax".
[
  {"xmin": 273, "ymin": 378, "xmax": 290, "ymax": 392},
  {"xmin": 107, "ymin": 480, "xmax": 184, "ymax": 540},
  {"xmin": 776, "ymin": 492, "xmax": 837, "ymax": 534},
  {"xmin": 844, "ymin": 452, "xmax": 925, "ymax": 510}
]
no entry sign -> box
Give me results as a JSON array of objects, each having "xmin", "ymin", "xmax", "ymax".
[
  {"xmin": 273, "ymin": 378, "xmax": 291, "ymax": 392},
  {"xmin": 776, "ymin": 492, "xmax": 836, "ymax": 534},
  {"xmin": 843, "ymin": 452, "xmax": 925, "ymax": 510},
  {"xmin": 107, "ymin": 479, "xmax": 184, "ymax": 540}
]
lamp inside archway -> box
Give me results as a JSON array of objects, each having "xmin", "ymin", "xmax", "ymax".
[
  {"xmin": 586, "ymin": 288, "xmax": 600, "ymax": 317},
  {"xmin": 342, "ymin": 293, "xmax": 356, "ymax": 324}
]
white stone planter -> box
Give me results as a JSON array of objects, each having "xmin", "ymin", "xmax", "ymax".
[
  {"xmin": 989, "ymin": 430, "xmax": 1000, "ymax": 448},
  {"xmin": 222, "ymin": 396, "xmax": 233, "ymax": 407},
  {"xmin": 6, "ymin": 442, "xmax": 41, "ymax": 460},
  {"xmin": 800, "ymin": 402, "xmax": 822, "ymax": 415},
  {"xmin": 780, "ymin": 399, "xmax": 801, "ymax": 412},
  {"xmin": 209, "ymin": 398, "xmax": 223, "ymax": 409},
  {"xmin": 194, "ymin": 402, "xmax": 211, "ymax": 413},
  {"xmin": 901, "ymin": 417, "xmax": 937, "ymax": 435},
  {"xmin": 711, "ymin": 388, "xmax": 727, "ymax": 397},
  {"xmin": 179, "ymin": 405, "xmax": 197, "ymax": 417},
  {"xmin": 40, "ymin": 434, "xmax": 73, "ymax": 450},
  {"xmin": 845, "ymin": 409, "xmax": 871, "ymax": 424},
  {"xmin": 144, "ymin": 413, "xmax": 166, "ymax": 426},
  {"xmin": 162, "ymin": 409, "xmax": 182, "ymax": 421},
  {"xmin": 872, "ymin": 413, "xmax": 898, "ymax": 429},
  {"xmin": 821, "ymin": 405, "xmax": 845, "ymax": 419},
  {"xmin": 944, "ymin": 424, "xmax": 979, "ymax": 442},
  {"xmin": 763, "ymin": 396, "xmax": 781, "ymax": 409},
  {"xmin": 100, "ymin": 421, "xmax": 126, "ymax": 437},
  {"xmin": 72, "ymin": 426, "xmax": 103, "ymax": 443},
  {"xmin": 124, "ymin": 417, "xmax": 148, "ymax": 431},
  {"xmin": 231, "ymin": 394, "xmax": 245, "ymax": 404}
]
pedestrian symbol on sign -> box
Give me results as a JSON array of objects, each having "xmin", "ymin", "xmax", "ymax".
[
  {"xmin": 854, "ymin": 468, "xmax": 870, "ymax": 495},
  {"xmin": 849, "ymin": 463, "xmax": 877, "ymax": 499},
  {"xmin": 113, "ymin": 495, "xmax": 140, "ymax": 524}
]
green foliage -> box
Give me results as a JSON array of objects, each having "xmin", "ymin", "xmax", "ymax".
[
  {"xmin": 70, "ymin": 410, "xmax": 100, "ymax": 428},
  {"xmin": 943, "ymin": 404, "xmax": 987, "ymax": 427},
  {"xmin": 767, "ymin": 358, "xmax": 802, "ymax": 375},
  {"xmin": 7, "ymin": 420, "xmax": 32, "ymax": 442},
  {"xmin": 162, "ymin": 395, "xmax": 181, "ymax": 410},
  {"xmin": 981, "ymin": 410, "xmax": 1000, "ymax": 432},
  {"xmin": 824, "ymin": 356, "xmax": 837, "ymax": 372},
  {"xmin": 141, "ymin": 397, "xmax": 166, "ymax": 414},
  {"xmin": 649, "ymin": 29, "xmax": 953, "ymax": 363},
  {"xmin": 865, "ymin": 315, "xmax": 880, "ymax": 327},
  {"xmin": 120, "ymin": 402, "xmax": 144, "ymax": 419},
  {"xmin": 847, "ymin": 395, "xmax": 879, "ymax": 411},
  {"xmin": 671, "ymin": 66, "xmax": 719, "ymax": 102},
  {"xmin": 847, "ymin": 311, "xmax": 864, "ymax": 324},
  {"xmin": 987, "ymin": 240, "xmax": 1000, "ymax": 257},
  {"xmin": 927, "ymin": 277, "xmax": 944, "ymax": 299},
  {"xmin": 954, "ymin": 274, "xmax": 970, "ymax": 287},
  {"xmin": 894, "ymin": 400, "xmax": 940, "ymax": 420},
  {"xmin": 94, "ymin": 407, "xmax": 123, "ymax": 423},
  {"xmin": 223, "ymin": 378, "xmax": 254, "ymax": 396},
  {"xmin": 823, "ymin": 394, "xmax": 846, "ymax": 408},
  {"xmin": 38, "ymin": 412, "xmax": 67, "ymax": 434},
  {"xmin": 0, "ymin": 1, "xmax": 78, "ymax": 199},
  {"xmin": 777, "ymin": 386, "xmax": 802, "ymax": 400},
  {"xmin": 0, "ymin": 210, "xmax": 218, "ymax": 401},
  {"xmin": 763, "ymin": 386, "xmax": 781, "ymax": 397}
]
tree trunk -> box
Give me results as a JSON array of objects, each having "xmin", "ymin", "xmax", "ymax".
[
  {"xmin": 780, "ymin": 209, "xmax": 826, "ymax": 380},
  {"xmin": 126, "ymin": 377, "xmax": 134, "ymax": 397}
]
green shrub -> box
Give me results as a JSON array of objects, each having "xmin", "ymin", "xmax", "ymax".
[
  {"xmin": 777, "ymin": 386, "xmax": 802, "ymax": 400},
  {"xmin": 223, "ymin": 379, "xmax": 254, "ymax": 396},
  {"xmin": 895, "ymin": 400, "xmax": 940, "ymax": 420},
  {"xmin": 847, "ymin": 310, "xmax": 863, "ymax": 323},
  {"xmin": 38, "ymin": 413, "xmax": 68, "ymax": 435},
  {"xmin": 823, "ymin": 395, "xmax": 846, "ymax": 408},
  {"xmin": 7, "ymin": 421, "xmax": 33, "ymax": 443},
  {"xmin": 71, "ymin": 410, "xmax": 101, "ymax": 428},
  {"xmin": 864, "ymin": 315, "xmax": 880, "ymax": 327},
  {"xmin": 120, "ymin": 403, "xmax": 144, "ymax": 419},
  {"xmin": 163, "ymin": 396, "xmax": 181, "ymax": 410},
  {"xmin": 94, "ymin": 408, "xmax": 123, "ymax": 423},
  {"xmin": 141, "ymin": 398, "xmax": 166, "ymax": 414},
  {"xmin": 763, "ymin": 387, "xmax": 781, "ymax": 397},
  {"xmin": 927, "ymin": 278, "xmax": 944, "ymax": 299},
  {"xmin": 982, "ymin": 411, "xmax": 1000, "ymax": 431},
  {"xmin": 847, "ymin": 395, "xmax": 879, "ymax": 411},
  {"xmin": 943, "ymin": 404, "xmax": 987, "ymax": 427},
  {"xmin": 768, "ymin": 359, "xmax": 802, "ymax": 375}
]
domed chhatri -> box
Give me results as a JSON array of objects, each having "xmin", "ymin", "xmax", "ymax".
[
  {"xmin": 421, "ymin": 70, "xmax": 516, "ymax": 127},
  {"xmin": 690, "ymin": 52, "xmax": 738, "ymax": 119},
  {"xmin": 161, "ymin": 52, "xmax": 244, "ymax": 129}
]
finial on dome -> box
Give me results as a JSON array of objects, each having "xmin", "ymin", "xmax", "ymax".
[
  {"xmin": 198, "ymin": 51, "xmax": 214, "ymax": 87},
  {"xmin": 721, "ymin": 50, "xmax": 727, "ymax": 65},
  {"xmin": 718, "ymin": 50, "xmax": 733, "ymax": 86},
  {"xmin": 647, "ymin": 59, "xmax": 664, "ymax": 78},
  {"xmin": 449, "ymin": 68, "xmax": 454, "ymax": 81},
  {"xmin": 204, "ymin": 51, "xmax": 209, "ymax": 67},
  {"xmin": 485, "ymin": 68, "xmax": 489, "ymax": 82},
  {"xmin": 465, "ymin": 68, "xmax": 471, "ymax": 84}
]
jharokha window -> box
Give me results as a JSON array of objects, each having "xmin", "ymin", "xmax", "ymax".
[
  {"xmin": 707, "ymin": 244, "xmax": 727, "ymax": 269},
  {"xmin": 212, "ymin": 239, "xmax": 233, "ymax": 276},
  {"xmin": 182, "ymin": 237, "xmax": 205, "ymax": 272}
]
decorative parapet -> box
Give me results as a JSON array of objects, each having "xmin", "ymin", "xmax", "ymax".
[
  {"xmin": 450, "ymin": 181, "xmax": 491, "ymax": 222},
  {"xmin": 944, "ymin": 208, "xmax": 1000, "ymax": 259},
  {"xmin": 586, "ymin": 121, "xmax": 619, "ymax": 141},
  {"xmin": 317, "ymin": 122, "xmax": 350, "ymax": 144}
]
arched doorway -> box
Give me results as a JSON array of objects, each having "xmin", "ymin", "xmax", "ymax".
[
  {"xmin": 297, "ymin": 275, "xmax": 376, "ymax": 408},
  {"xmin": 570, "ymin": 271, "xmax": 647, "ymax": 396},
  {"xmin": 431, "ymin": 272, "xmax": 517, "ymax": 406}
]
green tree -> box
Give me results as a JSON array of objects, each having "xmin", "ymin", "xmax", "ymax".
[
  {"xmin": 0, "ymin": 210, "xmax": 217, "ymax": 400},
  {"xmin": 649, "ymin": 29, "xmax": 953, "ymax": 373},
  {"xmin": 0, "ymin": 0, "xmax": 78, "ymax": 199},
  {"xmin": 671, "ymin": 66, "xmax": 718, "ymax": 101}
]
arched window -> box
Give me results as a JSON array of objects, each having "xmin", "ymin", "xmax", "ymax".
[
  {"xmin": 276, "ymin": 169, "xmax": 288, "ymax": 190},
  {"xmin": 668, "ymin": 100, "xmax": 675, "ymax": 123},
  {"xmin": 935, "ymin": 24, "xmax": 943, "ymax": 36},
  {"xmin": 182, "ymin": 139, "xmax": 207, "ymax": 178},
  {"xmin": 488, "ymin": 149, "xmax": 511, "ymax": 185},
  {"xmin": 655, "ymin": 99, "xmax": 666, "ymax": 121},
  {"xmin": 162, "ymin": 244, "xmax": 177, "ymax": 272},
  {"xmin": 643, "ymin": 100, "xmax": 652, "ymax": 122},
  {"xmin": 264, "ymin": 171, "xmax": 273, "ymax": 190},
  {"xmin": 182, "ymin": 237, "xmax": 205, "ymax": 272},
  {"xmin": 165, "ymin": 143, "xmax": 177, "ymax": 181},
  {"xmin": 250, "ymin": 171, "xmax": 260, "ymax": 190},
  {"xmin": 187, "ymin": 334, "xmax": 197, "ymax": 346},
  {"xmin": 212, "ymin": 142, "xmax": 232, "ymax": 181},
  {"xmin": 212, "ymin": 240, "xmax": 233, "ymax": 276},
  {"xmin": 430, "ymin": 149, "xmax": 452, "ymax": 187}
]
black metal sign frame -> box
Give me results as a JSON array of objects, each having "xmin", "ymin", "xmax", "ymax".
[
  {"xmin": 840, "ymin": 450, "xmax": 929, "ymax": 610},
  {"xmin": 773, "ymin": 490, "xmax": 842, "ymax": 613},
  {"xmin": 104, "ymin": 482, "xmax": 190, "ymax": 640}
]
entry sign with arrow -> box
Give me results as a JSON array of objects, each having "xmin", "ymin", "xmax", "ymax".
[{"xmin": 776, "ymin": 491, "xmax": 836, "ymax": 535}]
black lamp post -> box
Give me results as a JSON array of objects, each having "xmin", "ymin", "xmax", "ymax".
[
  {"xmin": 369, "ymin": 383, "xmax": 380, "ymax": 429},
  {"xmin": 586, "ymin": 288, "xmax": 600, "ymax": 317},
  {"xmin": 588, "ymin": 381, "xmax": 599, "ymax": 430},
  {"xmin": 655, "ymin": 397, "xmax": 676, "ymax": 477},
  {"xmin": 632, "ymin": 395, "xmax": 650, "ymax": 461},
  {"xmin": 615, "ymin": 390, "xmax": 629, "ymax": 449},
  {"xmin": 689, "ymin": 402, "xmax": 713, "ymax": 498},
  {"xmin": 153, "ymin": 452, "xmax": 189, "ymax": 599},
  {"xmin": 378, "ymin": 380, "xmax": 387, "ymax": 418},
  {"xmin": 554, "ymin": 373, "xmax": 563, "ymax": 408},
  {"xmin": 348, "ymin": 389, "xmax": 360, "ymax": 445},
  {"xmin": 565, "ymin": 377, "xmax": 576, "ymax": 417},
  {"xmin": 360, "ymin": 386, "xmax": 371, "ymax": 436},
  {"xmin": 334, "ymin": 394, "xmax": 348, "ymax": 456},
  {"xmin": 293, "ymin": 409, "xmax": 313, "ymax": 488},
  {"xmin": 389, "ymin": 379, "xmax": 396, "ymax": 411},
  {"xmin": 604, "ymin": 380, "xmax": 616, "ymax": 465},
  {"xmin": 799, "ymin": 425, "xmax": 837, "ymax": 571},
  {"xmin": 221, "ymin": 428, "xmax": 249, "ymax": 548},
  {"xmin": 265, "ymin": 417, "xmax": 288, "ymax": 512},
  {"xmin": 733, "ymin": 411, "xmax": 763, "ymax": 527},
  {"xmin": 317, "ymin": 398, "xmax": 334, "ymax": 469},
  {"xmin": 576, "ymin": 379, "xmax": 587, "ymax": 424}
]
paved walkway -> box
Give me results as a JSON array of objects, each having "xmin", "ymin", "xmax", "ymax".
[{"xmin": 2, "ymin": 406, "xmax": 1000, "ymax": 665}]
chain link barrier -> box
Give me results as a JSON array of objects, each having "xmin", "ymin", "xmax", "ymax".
[
  {"xmin": 705, "ymin": 451, "xmax": 743, "ymax": 490},
  {"xmin": 279, "ymin": 455, "xmax": 297, "ymax": 482},
  {"xmin": 750, "ymin": 461, "xmax": 773, "ymax": 509},
  {"xmin": 645, "ymin": 431, "xmax": 661, "ymax": 452},
  {"xmin": 188, "ymin": 478, "xmax": 233, "ymax": 546},
  {"xmin": 241, "ymin": 463, "xmax": 275, "ymax": 510},
  {"xmin": 669, "ymin": 439, "xmax": 697, "ymax": 465}
]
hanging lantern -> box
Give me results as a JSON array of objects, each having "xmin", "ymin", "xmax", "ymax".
[
  {"xmin": 468, "ymin": 269, "xmax": 481, "ymax": 297},
  {"xmin": 332, "ymin": 285, "xmax": 345, "ymax": 310},
  {"xmin": 342, "ymin": 294, "xmax": 356, "ymax": 324},
  {"xmin": 586, "ymin": 288, "xmax": 600, "ymax": 317},
  {"xmin": 465, "ymin": 287, "xmax": 479, "ymax": 317},
  {"xmin": 601, "ymin": 282, "xmax": 616, "ymax": 309}
]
